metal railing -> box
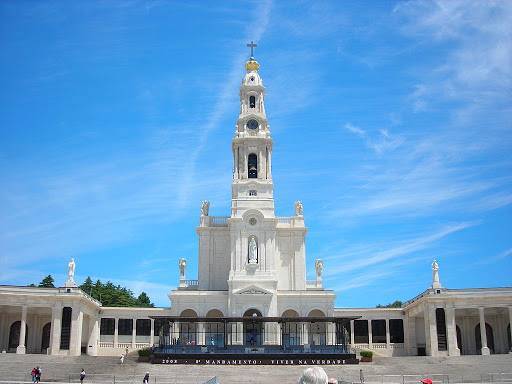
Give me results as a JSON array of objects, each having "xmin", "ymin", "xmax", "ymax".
[
  {"xmin": 65, "ymin": 373, "xmax": 219, "ymax": 384},
  {"xmin": 353, "ymin": 373, "xmax": 512, "ymax": 384}
]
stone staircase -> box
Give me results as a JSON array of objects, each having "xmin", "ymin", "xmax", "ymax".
[{"xmin": 0, "ymin": 353, "xmax": 510, "ymax": 384}]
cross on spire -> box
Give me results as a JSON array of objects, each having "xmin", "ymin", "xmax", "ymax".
[{"xmin": 246, "ymin": 41, "xmax": 257, "ymax": 58}]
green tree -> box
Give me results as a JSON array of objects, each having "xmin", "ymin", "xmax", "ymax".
[
  {"xmin": 136, "ymin": 292, "xmax": 154, "ymax": 307},
  {"xmin": 80, "ymin": 277, "xmax": 94, "ymax": 296},
  {"xmin": 38, "ymin": 275, "xmax": 55, "ymax": 288},
  {"xmin": 376, "ymin": 300, "xmax": 403, "ymax": 308}
]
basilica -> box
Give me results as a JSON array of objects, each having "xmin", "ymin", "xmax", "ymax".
[{"xmin": 1, "ymin": 49, "xmax": 511, "ymax": 362}]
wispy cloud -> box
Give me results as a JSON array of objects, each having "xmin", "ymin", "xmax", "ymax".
[
  {"xmin": 323, "ymin": 222, "xmax": 475, "ymax": 276},
  {"xmin": 395, "ymin": 0, "xmax": 512, "ymax": 113},
  {"xmin": 174, "ymin": 0, "xmax": 273, "ymax": 206},
  {"xmin": 344, "ymin": 122, "xmax": 404, "ymax": 155}
]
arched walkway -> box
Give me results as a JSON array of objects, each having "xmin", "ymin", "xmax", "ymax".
[
  {"xmin": 243, "ymin": 309, "xmax": 263, "ymax": 346},
  {"xmin": 205, "ymin": 309, "xmax": 224, "ymax": 347},
  {"xmin": 308, "ymin": 310, "xmax": 326, "ymax": 346},
  {"xmin": 8, "ymin": 321, "xmax": 28, "ymax": 351},
  {"xmin": 41, "ymin": 322, "xmax": 51, "ymax": 353},
  {"xmin": 282, "ymin": 309, "xmax": 301, "ymax": 347},
  {"xmin": 177, "ymin": 309, "xmax": 197, "ymax": 345},
  {"xmin": 475, "ymin": 323, "xmax": 495, "ymax": 354}
]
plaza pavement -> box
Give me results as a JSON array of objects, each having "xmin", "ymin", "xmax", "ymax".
[{"xmin": 0, "ymin": 354, "xmax": 511, "ymax": 384}]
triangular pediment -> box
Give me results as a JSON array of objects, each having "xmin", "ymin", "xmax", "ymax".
[{"xmin": 234, "ymin": 285, "xmax": 273, "ymax": 295}]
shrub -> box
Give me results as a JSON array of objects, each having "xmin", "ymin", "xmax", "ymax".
[
  {"xmin": 360, "ymin": 350, "xmax": 373, "ymax": 358},
  {"xmin": 138, "ymin": 347, "xmax": 151, "ymax": 357}
]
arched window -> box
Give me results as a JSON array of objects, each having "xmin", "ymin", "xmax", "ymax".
[
  {"xmin": 249, "ymin": 95, "xmax": 256, "ymax": 108},
  {"xmin": 248, "ymin": 153, "xmax": 257, "ymax": 178}
]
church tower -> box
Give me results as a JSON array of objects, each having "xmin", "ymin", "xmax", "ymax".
[
  {"xmin": 231, "ymin": 51, "xmax": 274, "ymax": 218},
  {"xmin": 171, "ymin": 43, "xmax": 334, "ymax": 323}
]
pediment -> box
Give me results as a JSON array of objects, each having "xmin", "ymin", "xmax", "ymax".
[{"xmin": 234, "ymin": 285, "xmax": 273, "ymax": 295}]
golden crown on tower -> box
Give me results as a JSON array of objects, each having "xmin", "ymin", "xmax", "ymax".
[{"xmin": 245, "ymin": 58, "xmax": 260, "ymax": 72}]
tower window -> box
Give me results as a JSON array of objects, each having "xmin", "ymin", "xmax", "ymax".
[
  {"xmin": 249, "ymin": 190, "xmax": 257, "ymax": 196},
  {"xmin": 248, "ymin": 153, "xmax": 258, "ymax": 178},
  {"xmin": 249, "ymin": 95, "xmax": 256, "ymax": 108}
]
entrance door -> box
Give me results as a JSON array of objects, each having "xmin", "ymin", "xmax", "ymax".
[{"xmin": 243, "ymin": 309, "xmax": 263, "ymax": 347}]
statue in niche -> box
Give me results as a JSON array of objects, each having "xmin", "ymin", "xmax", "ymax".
[
  {"xmin": 295, "ymin": 201, "xmax": 304, "ymax": 216},
  {"xmin": 200, "ymin": 200, "xmax": 210, "ymax": 216},
  {"xmin": 178, "ymin": 258, "xmax": 187, "ymax": 279},
  {"xmin": 248, "ymin": 236, "xmax": 258, "ymax": 264},
  {"xmin": 315, "ymin": 259, "xmax": 324, "ymax": 279}
]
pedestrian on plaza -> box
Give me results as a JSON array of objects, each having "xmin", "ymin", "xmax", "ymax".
[
  {"xmin": 360, "ymin": 369, "xmax": 364, "ymax": 384},
  {"xmin": 80, "ymin": 369, "xmax": 86, "ymax": 384},
  {"xmin": 30, "ymin": 367, "xmax": 37, "ymax": 383},
  {"xmin": 143, "ymin": 372, "xmax": 150, "ymax": 384},
  {"xmin": 120, "ymin": 354, "xmax": 125, "ymax": 364},
  {"xmin": 35, "ymin": 366, "xmax": 41, "ymax": 383}
]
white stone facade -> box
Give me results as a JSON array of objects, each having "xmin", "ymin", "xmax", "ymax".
[{"xmin": 1, "ymin": 56, "xmax": 511, "ymax": 358}]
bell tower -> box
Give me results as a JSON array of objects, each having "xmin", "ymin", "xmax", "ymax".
[{"xmin": 231, "ymin": 43, "xmax": 274, "ymax": 218}]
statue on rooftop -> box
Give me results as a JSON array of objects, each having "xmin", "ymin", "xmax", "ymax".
[
  {"xmin": 65, "ymin": 258, "xmax": 77, "ymax": 288},
  {"xmin": 200, "ymin": 200, "xmax": 210, "ymax": 216},
  {"xmin": 295, "ymin": 201, "xmax": 304, "ymax": 216},
  {"xmin": 432, "ymin": 259, "xmax": 441, "ymax": 289},
  {"xmin": 178, "ymin": 258, "xmax": 187, "ymax": 279},
  {"xmin": 315, "ymin": 259, "xmax": 324, "ymax": 279}
]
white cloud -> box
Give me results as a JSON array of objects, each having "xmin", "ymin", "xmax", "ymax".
[
  {"xmin": 343, "ymin": 122, "xmax": 404, "ymax": 155},
  {"xmin": 323, "ymin": 222, "xmax": 476, "ymax": 276}
]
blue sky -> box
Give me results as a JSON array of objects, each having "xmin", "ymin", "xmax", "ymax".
[{"xmin": 1, "ymin": 0, "xmax": 511, "ymax": 308}]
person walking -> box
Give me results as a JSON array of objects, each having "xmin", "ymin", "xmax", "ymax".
[
  {"xmin": 30, "ymin": 367, "xmax": 37, "ymax": 383},
  {"xmin": 359, "ymin": 369, "xmax": 365, "ymax": 384},
  {"xmin": 35, "ymin": 366, "xmax": 41, "ymax": 383},
  {"xmin": 80, "ymin": 369, "xmax": 86, "ymax": 384},
  {"xmin": 120, "ymin": 354, "xmax": 125, "ymax": 364},
  {"xmin": 143, "ymin": 372, "xmax": 150, "ymax": 384}
]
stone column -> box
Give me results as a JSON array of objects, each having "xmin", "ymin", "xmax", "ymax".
[
  {"xmin": 350, "ymin": 320, "xmax": 355, "ymax": 346},
  {"xmin": 368, "ymin": 320, "xmax": 373, "ymax": 348},
  {"xmin": 16, "ymin": 306, "xmax": 27, "ymax": 354},
  {"xmin": 69, "ymin": 307, "xmax": 83, "ymax": 356},
  {"xmin": 385, "ymin": 319, "xmax": 391, "ymax": 350},
  {"xmin": 479, "ymin": 307, "xmax": 490, "ymax": 355},
  {"xmin": 326, "ymin": 322, "xmax": 335, "ymax": 345},
  {"xmin": 49, "ymin": 304, "xmax": 62, "ymax": 355},
  {"xmin": 445, "ymin": 306, "xmax": 460, "ymax": 356},
  {"xmin": 150, "ymin": 319, "xmax": 155, "ymax": 347},
  {"xmin": 132, "ymin": 319, "xmax": 136, "ymax": 349},
  {"xmin": 428, "ymin": 306, "xmax": 438, "ymax": 356},
  {"xmin": 236, "ymin": 322, "xmax": 244, "ymax": 345},
  {"xmin": 268, "ymin": 149, "xmax": 272, "ymax": 179},
  {"xmin": 114, "ymin": 318, "xmax": 119, "ymax": 348},
  {"xmin": 404, "ymin": 316, "xmax": 415, "ymax": 356},
  {"xmin": 302, "ymin": 322, "xmax": 309, "ymax": 346},
  {"xmin": 508, "ymin": 307, "xmax": 512, "ymax": 353},
  {"xmin": 0, "ymin": 312, "xmax": 5, "ymax": 351},
  {"xmin": 87, "ymin": 318, "xmax": 99, "ymax": 356},
  {"xmin": 197, "ymin": 322, "xmax": 205, "ymax": 346}
]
